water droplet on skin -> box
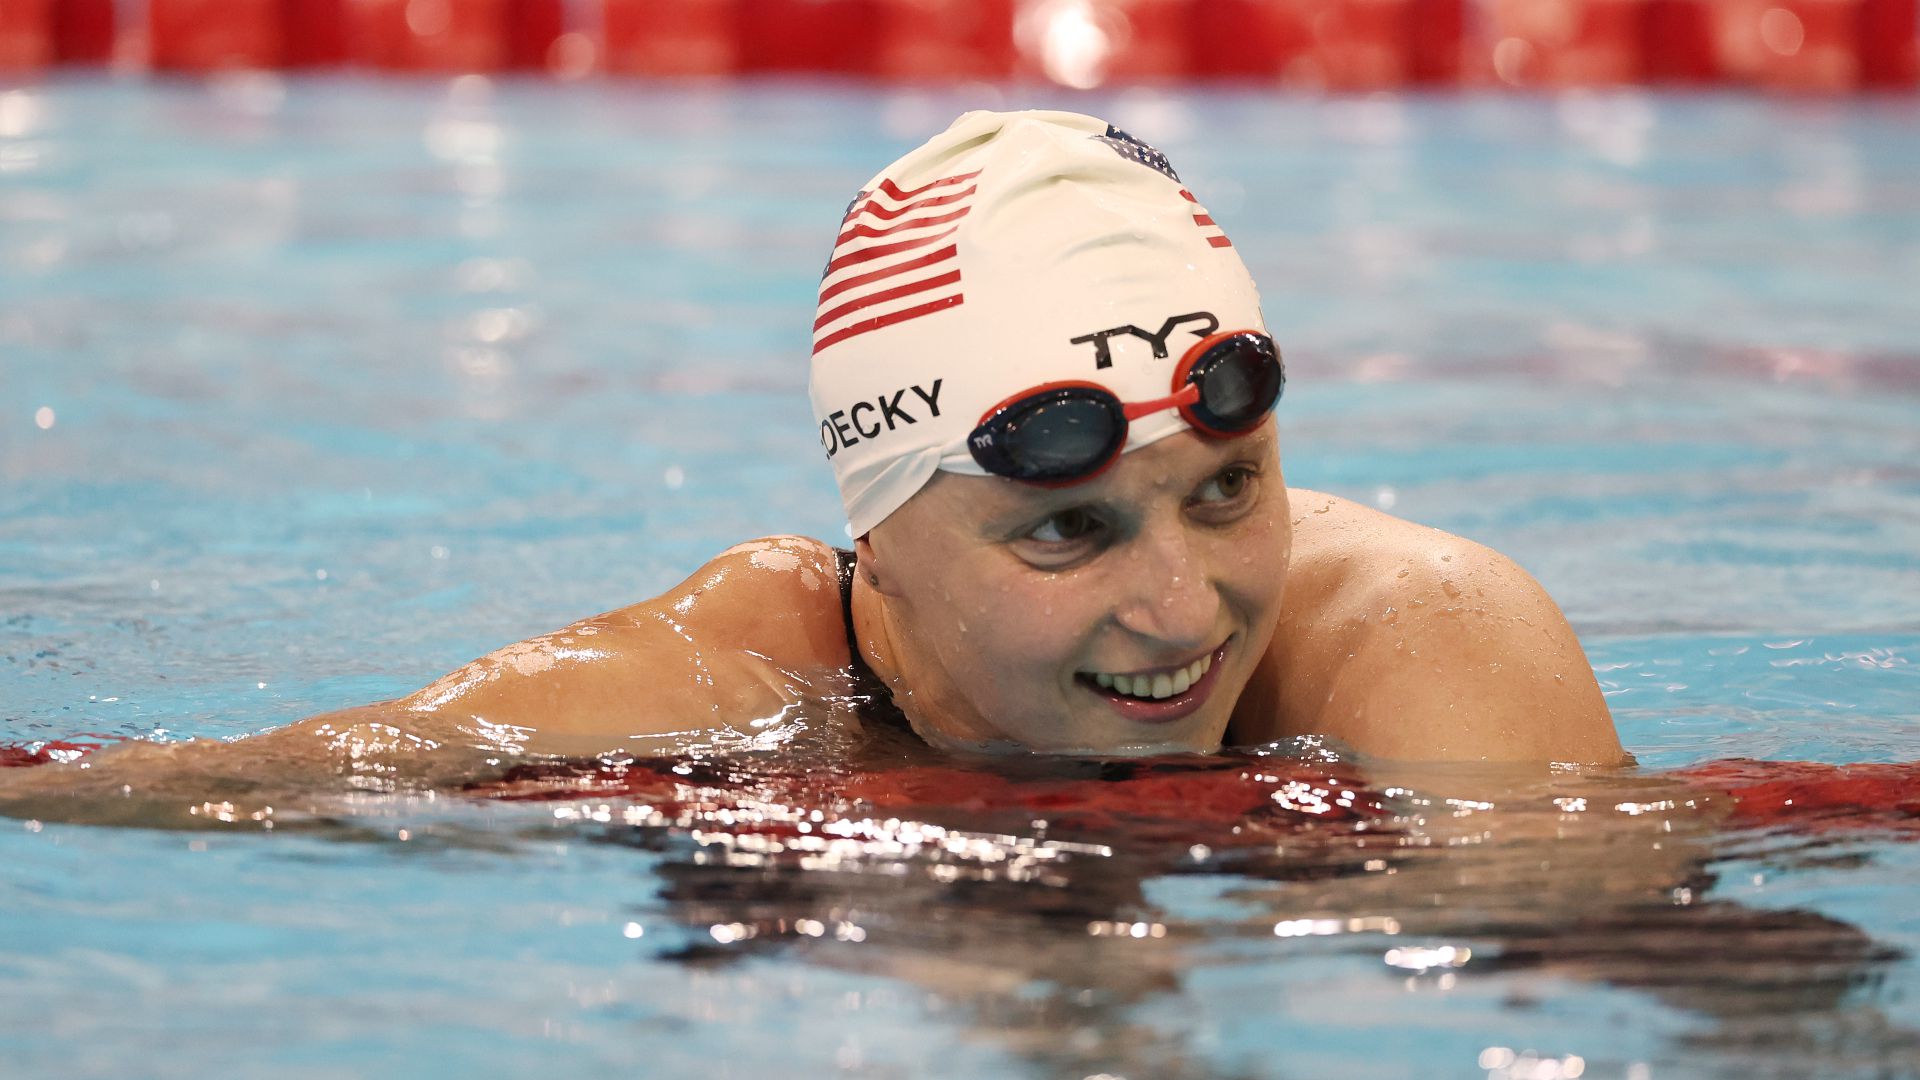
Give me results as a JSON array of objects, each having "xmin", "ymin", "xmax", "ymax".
[
  {"xmin": 1441, "ymin": 555, "xmax": 1452, "ymax": 562},
  {"xmin": 1441, "ymin": 581, "xmax": 1461, "ymax": 599},
  {"xmin": 1396, "ymin": 568, "xmax": 1410, "ymax": 579}
]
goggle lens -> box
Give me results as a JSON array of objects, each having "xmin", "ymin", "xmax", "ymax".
[
  {"xmin": 984, "ymin": 390, "xmax": 1126, "ymax": 483},
  {"xmin": 1185, "ymin": 333, "xmax": 1285, "ymax": 434}
]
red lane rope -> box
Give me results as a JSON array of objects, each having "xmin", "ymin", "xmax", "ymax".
[
  {"xmin": 464, "ymin": 754, "xmax": 1920, "ymax": 839},
  {"xmin": 10, "ymin": 732, "xmax": 1920, "ymax": 836},
  {"xmin": 1670, "ymin": 758, "xmax": 1920, "ymax": 831},
  {"xmin": 0, "ymin": 733, "xmax": 128, "ymax": 768}
]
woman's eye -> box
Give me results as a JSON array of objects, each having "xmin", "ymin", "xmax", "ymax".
[
  {"xmin": 1195, "ymin": 466, "xmax": 1255, "ymax": 504},
  {"xmin": 1027, "ymin": 508, "xmax": 1102, "ymax": 544}
]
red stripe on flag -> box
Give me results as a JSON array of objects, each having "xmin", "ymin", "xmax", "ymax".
[
  {"xmin": 1178, "ymin": 189, "xmax": 1198, "ymax": 202},
  {"xmin": 1192, "ymin": 213, "xmax": 1215, "ymax": 226},
  {"xmin": 819, "ymin": 245, "xmax": 959, "ymax": 304},
  {"xmin": 813, "ymin": 295, "xmax": 965, "ymax": 355},
  {"xmin": 844, "ymin": 186, "xmax": 977, "ymax": 224},
  {"xmin": 834, "ymin": 206, "xmax": 971, "ymax": 248},
  {"xmin": 814, "ymin": 269, "xmax": 963, "ymax": 332},
  {"xmin": 1207, "ymin": 235, "xmax": 1233, "ymax": 248},
  {"xmin": 876, "ymin": 170, "xmax": 981, "ymax": 203},
  {"xmin": 823, "ymin": 227, "xmax": 959, "ymax": 277}
]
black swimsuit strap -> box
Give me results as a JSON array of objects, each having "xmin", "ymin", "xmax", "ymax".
[
  {"xmin": 833, "ymin": 546, "xmax": 863, "ymax": 663},
  {"xmin": 832, "ymin": 547, "xmax": 904, "ymax": 726}
]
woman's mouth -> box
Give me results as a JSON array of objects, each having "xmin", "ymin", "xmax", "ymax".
[
  {"xmin": 1091, "ymin": 652, "xmax": 1214, "ymax": 700},
  {"xmin": 1077, "ymin": 641, "xmax": 1232, "ymax": 725}
]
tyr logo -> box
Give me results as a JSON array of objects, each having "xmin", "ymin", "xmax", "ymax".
[{"xmin": 1069, "ymin": 311, "xmax": 1218, "ymax": 369}]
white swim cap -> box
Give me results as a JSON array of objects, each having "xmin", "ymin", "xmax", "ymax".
[{"xmin": 808, "ymin": 109, "xmax": 1267, "ymax": 536}]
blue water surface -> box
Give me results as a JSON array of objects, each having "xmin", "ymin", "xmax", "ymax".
[{"xmin": 2, "ymin": 78, "xmax": 1918, "ymax": 1079}]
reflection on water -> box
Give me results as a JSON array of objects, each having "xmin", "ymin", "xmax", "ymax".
[
  {"xmin": 5, "ymin": 711, "xmax": 1919, "ymax": 1078},
  {"xmin": 508, "ymin": 741, "xmax": 1919, "ymax": 1078}
]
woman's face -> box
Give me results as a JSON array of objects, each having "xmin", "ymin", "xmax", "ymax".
[{"xmin": 864, "ymin": 421, "xmax": 1291, "ymax": 754}]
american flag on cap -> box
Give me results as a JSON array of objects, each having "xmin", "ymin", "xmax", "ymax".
[
  {"xmin": 813, "ymin": 169, "xmax": 980, "ymax": 356},
  {"xmin": 1180, "ymin": 188, "xmax": 1233, "ymax": 249}
]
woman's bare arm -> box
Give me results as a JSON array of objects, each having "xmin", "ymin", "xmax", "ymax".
[
  {"xmin": 0, "ymin": 537, "xmax": 855, "ymax": 824},
  {"xmin": 302, "ymin": 535, "xmax": 854, "ymax": 755}
]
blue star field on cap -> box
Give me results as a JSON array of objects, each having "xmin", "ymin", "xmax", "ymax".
[{"xmin": 1092, "ymin": 124, "xmax": 1180, "ymax": 183}]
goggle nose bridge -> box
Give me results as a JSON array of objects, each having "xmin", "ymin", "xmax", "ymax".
[{"xmin": 1120, "ymin": 382, "xmax": 1202, "ymax": 422}]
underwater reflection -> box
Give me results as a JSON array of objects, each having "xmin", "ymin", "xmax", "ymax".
[
  {"xmin": 5, "ymin": 719, "xmax": 1919, "ymax": 1076},
  {"xmin": 473, "ymin": 736, "xmax": 1914, "ymax": 1077}
]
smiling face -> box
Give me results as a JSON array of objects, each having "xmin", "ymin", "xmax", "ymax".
[{"xmin": 860, "ymin": 421, "xmax": 1292, "ymax": 755}]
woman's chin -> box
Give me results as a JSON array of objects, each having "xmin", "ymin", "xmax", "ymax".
[
  {"xmin": 903, "ymin": 697, "xmax": 1229, "ymax": 758},
  {"xmin": 943, "ymin": 722, "xmax": 1227, "ymax": 758}
]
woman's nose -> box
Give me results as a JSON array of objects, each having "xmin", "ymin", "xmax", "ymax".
[{"xmin": 1111, "ymin": 525, "xmax": 1220, "ymax": 650}]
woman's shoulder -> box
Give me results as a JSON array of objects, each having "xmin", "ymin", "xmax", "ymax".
[
  {"xmin": 382, "ymin": 535, "xmax": 858, "ymax": 751},
  {"xmin": 1271, "ymin": 489, "xmax": 1624, "ymax": 764},
  {"xmin": 1297, "ymin": 490, "xmax": 1542, "ymax": 602},
  {"xmin": 1286, "ymin": 488, "xmax": 1474, "ymax": 565},
  {"xmin": 1283, "ymin": 487, "xmax": 1540, "ymax": 640},
  {"xmin": 686, "ymin": 534, "xmax": 847, "ymax": 593},
  {"xmin": 604, "ymin": 535, "xmax": 854, "ymax": 668}
]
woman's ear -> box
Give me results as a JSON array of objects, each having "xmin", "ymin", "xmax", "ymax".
[{"xmin": 852, "ymin": 534, "xmax": 902, "ymax": 596}]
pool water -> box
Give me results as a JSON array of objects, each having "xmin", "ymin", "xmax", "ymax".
[{"xmin": 3, "ymin": 78, "xmax": 1919, "ymax": 1078}]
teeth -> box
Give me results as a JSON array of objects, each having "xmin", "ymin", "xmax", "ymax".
[{"xmin": 1089, "ymin": 652, "xmax": 1216, "ymax": 701}]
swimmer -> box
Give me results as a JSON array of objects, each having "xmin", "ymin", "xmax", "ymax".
[{"xmin": 257, "ymin": 111, "xmax": 1628, "ymax": 765}]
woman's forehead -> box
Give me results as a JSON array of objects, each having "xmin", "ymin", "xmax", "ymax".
[{"xmin": 920, "ymin": 423, "xmax": 1278, "ymax": 522}]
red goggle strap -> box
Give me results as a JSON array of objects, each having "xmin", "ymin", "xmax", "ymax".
[{"xmin": 1120, "ymin": 382, "xmax": 1200, "ymax": 421}]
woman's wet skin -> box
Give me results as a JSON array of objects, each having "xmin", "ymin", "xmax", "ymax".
[{"xmin": 855, "ymin": 422, "xmax": 1291, "ymax": 756}]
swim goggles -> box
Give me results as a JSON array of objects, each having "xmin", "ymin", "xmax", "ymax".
[{"xmin": 965, "ymin": 330, "xmax": 1284, "ymax": 485}]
